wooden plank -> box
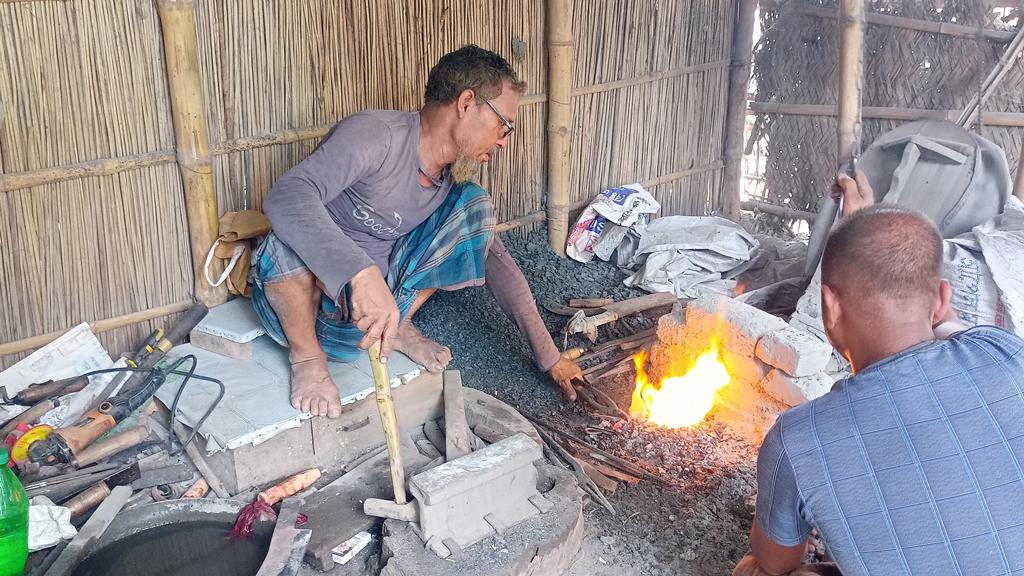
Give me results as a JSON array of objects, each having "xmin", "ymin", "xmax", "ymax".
[{"xmin": 442, "ymin": 370, "xmax": 472, "ymax": 460}]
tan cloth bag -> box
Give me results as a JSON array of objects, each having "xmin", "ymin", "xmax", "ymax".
[{"xmin": 204, "ymin": 211, "xmax": 272, "ymax": 297}]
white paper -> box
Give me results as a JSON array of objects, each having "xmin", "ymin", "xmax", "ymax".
[
  {"xmin": 331, "ymin": 531, "xmax": 372, "ymax": 564},
  {"xmin": 0, "ymin": 323, "xmax": 114, "ymax": 425}
]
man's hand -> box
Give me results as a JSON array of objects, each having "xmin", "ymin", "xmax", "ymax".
[
  {"xmin": 548, "ymin": 355, "xmax": 583, "ymax": 401},
  {"xmin": 832, "ymin": 169, "xmax": 875, "ymax": 217},
  {"xmin": 349, "ymin": 265, "xmax": 400, "ymax": 362}
]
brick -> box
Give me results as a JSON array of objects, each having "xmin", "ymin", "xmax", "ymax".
[
  {"xmin": 720, "ymin": 349, "xmax": 772, "ymax": 386},
  {"xmin": 755, "ymin": 326, "xmax": 834, "ymax": 377},
  {"xmin": 760, "ymin": 369, "xmax": 834, "ymax": 407},
  {"xmin": 685, "ymin": 294, "xmax": 788, "ymax": 357}
]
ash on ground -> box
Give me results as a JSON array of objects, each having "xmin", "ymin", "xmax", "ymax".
[{"xmin": 416, "ymin": 228, "xmax": 758, "ymax": 576}]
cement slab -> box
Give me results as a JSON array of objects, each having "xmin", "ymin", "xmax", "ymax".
[
  {"xmin": 192, "ymin": 298, "xmax": 267, "ymax": 343},
  {"xmin": 156, "ymin": 337, "xmax": 420, "ymax": 452}
]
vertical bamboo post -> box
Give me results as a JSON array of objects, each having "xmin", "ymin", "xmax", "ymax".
[
  {"xmin": 1014, "ymin": 146, "xmax": 1024, "ymax": 201},
  {"xmin": 0, "ymin": 97, "xmax": 9, "ymax": 175},
  {"xmin": 157, "ymin": 0, "xmax": 226, "ymax": 307},
  {"xmin": 546, "ymin": 0, "xmax": 573, "ymax": 256},
  {"xmin": 368, "ymin": 341, "xmax": 406, "ymax": 505},
  {"xmin": 837, "ymin": 0, "xmax": 865, "ymax": 168},
  {"xmin": 721, "ymin": 0, "xmax": 758, "ymax": 220}
]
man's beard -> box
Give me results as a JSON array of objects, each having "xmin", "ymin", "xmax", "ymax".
[{"xmin": 451, "ymin": 154, "xmax": 483, "ymax": 184}]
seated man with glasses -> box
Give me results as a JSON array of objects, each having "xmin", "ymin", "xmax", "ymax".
[{"xmin": 252, "ymin": 45, "xmax": 583, "ymax": 418}]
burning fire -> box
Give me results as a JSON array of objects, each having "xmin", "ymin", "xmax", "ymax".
[{"xmin": 630, "ymin": 338, "xmax": 731, "ymax": 428}]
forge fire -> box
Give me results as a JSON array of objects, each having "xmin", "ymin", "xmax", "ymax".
[{"xmin": 629, "ymin": 336, "xmax": 731, "ymax": 428}]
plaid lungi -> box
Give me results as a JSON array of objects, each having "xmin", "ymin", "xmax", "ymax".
[{"xmin": 251, "ymin": 182, "xmax": 495, "ymax": 362}]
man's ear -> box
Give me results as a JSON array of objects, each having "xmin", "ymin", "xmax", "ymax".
[
  {"xmin": 821, "ymin": 283, "xmax": 842, "ymax": 333},
  {"xmin": 932, "ymin": 279, "xmax": 953, "ymax": 327},
  {"xmin": 456, "ymin": 89, "xmax": 476, "ymax": 118}
]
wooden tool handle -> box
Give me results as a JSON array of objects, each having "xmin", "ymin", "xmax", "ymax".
[
  {"xmin": 257, "ymin": 468, "xmax": 320, "ymax": 505},
  {"xmin": 369, "ymin": 341, "xmax": 406, "ymax": 505},
  {"xmin": 73, "ymin": 424, "xmax": 150, "ymax": 467}
]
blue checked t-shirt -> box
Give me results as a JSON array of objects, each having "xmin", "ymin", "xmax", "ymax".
[{"xmin": 756, "ymin": 326, "xmax": 1024, "ymax": 576}]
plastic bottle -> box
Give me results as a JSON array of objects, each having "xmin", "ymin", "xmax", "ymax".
[{"xmin": 0, "ymin": 448, "xmax": 28, "ymax": 576}]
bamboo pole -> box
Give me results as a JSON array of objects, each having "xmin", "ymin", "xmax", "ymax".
[
  {"xmin": 211, "ymin": 124, "xmax": 334, "ymax": 156},
  {"xmin": 368, "ymin": 341, "xmax": 406, "ymax": 505},
  {"xmin": 749, "ymin": 102, "xmax": 1024, "ymax": 126},
  {"xmin": 157, "ymin": 0, "xmax": 226, "ymax": 307},
  {"xmin": 0, "ymin": 300, "xmax": 194, "ymax": 358},
  {"xmin": 0, "ymin": 151, "xmax": 176, "ymax": 192},
  {"xmin": 758, "ymin": 0, "xmax": 1017, "ymax": 43},
  {"xmin": 837, "ymin": 0, "xmax": 865, "ymax": 167},
  {"xmin": 741, "ymin": 199, "xmax": 815, "ymax": 221},
  {"xmin": 0, "ymin": 98, "xmax": 7, "ymax": 175},
  {"xmin": 1014, "ymin": 145, "xmax": 1024, "ymax": 201},
  {"xmin": 722, "ymin": 0, "xmax": 758, "ymax": 220},
  {"xmin": 958, "ymin": 24, "xmax": 1024, "ymax": 127},
  {"xmin": 546, "ymin": 0, "xmax": 573, "ymax": 256}
]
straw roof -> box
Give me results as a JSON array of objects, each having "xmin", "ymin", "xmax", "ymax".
[{"xmin": 751, "ymin": 0, "xmax": 1023, "ymax": 217}]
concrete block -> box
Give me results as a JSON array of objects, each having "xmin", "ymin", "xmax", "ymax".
[
  {"xmin": 685, "ymin": 294, "xmax": 788, "ymax": 358},
  {"xmin": 189, "ymin": 329, "xmax": 253, "ymax": 360},
  {"xmin": 720, "ymin": 349, "xmax": 772, "ymax": 386},
  {"xmin": 760, "ymin": 369, "xmax": 834, "ymax": 407},
  {"xmin": 755, "ymin": 326, "xmax": 833, "ymax": 377},
  {"xmin": 408, "ymin": 433, "xmax": 544, "ymax": 558},
  {"xmin": 183, "ymin": 371, "xmax": 443, "ymax": 496}
]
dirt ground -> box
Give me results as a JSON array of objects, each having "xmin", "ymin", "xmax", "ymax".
[{"xmin": 416, "ymin": 228, "xmax": 760, "ymax": 576}]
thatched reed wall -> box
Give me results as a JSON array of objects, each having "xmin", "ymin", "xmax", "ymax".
[
  {"xmin": 750, "ymin": 0, "xmax": 1023, "ymax": 216},
  {"xmin": 0, "ymin": 0, "xmax": 739, "ymax": 367}
]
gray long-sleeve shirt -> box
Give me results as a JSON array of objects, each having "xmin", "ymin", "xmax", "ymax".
[{"xmin": 262, "ymin": 110, "xmax": 561, "ymax": 371}]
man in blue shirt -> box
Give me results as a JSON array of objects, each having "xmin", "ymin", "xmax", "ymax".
[{"xmin": 735, "ymin": 173, "xmax": 1024, "ymax": 576}]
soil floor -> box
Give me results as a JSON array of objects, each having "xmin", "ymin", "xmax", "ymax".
[{"xmin": 415, "ymin": 228, "xmax": 760, "ymax": 576}]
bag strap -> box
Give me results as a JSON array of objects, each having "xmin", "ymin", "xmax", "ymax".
[{"xmin": 204, "ymin": 239, "xmax": 246, "ymax": 287}]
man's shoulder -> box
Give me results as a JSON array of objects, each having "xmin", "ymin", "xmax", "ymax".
[
  {"xmin": 336, "ymin": 110, "xmax": 416, "ymax": 134},
  {"xmin": 950, "ymin": 324, "xmax": 1024, "ymax": 352}
]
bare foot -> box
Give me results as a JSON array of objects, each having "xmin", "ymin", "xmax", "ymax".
[
  {"xmin": 393, "ymin": 321, "xmax": 452, "ymax": 372},
  {"xmin": 290, "ymin": 355, "xmax": 343, "ymax": 418}
]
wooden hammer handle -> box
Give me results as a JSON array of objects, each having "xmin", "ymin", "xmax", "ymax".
[{"xmin": 369, "ymin": 341, "xmax": 406, "ymax": 505}]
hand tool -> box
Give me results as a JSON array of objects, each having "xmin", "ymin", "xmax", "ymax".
[
  {"xmin": 63, "ymin": 463, "xmax": 141, "ymax": 518},
  {"xmin": 72, "ymin": 424, "xmax": 151, "ymax": 467},
  {"xmin": 26, "ymin": 303, "xmax": 208, "ymax": 466},
  {"xmin": 0, "ymin": 375, "xmax": 89, "ymax": 406},
  {"xmin": 229, "ymin": 468, "xmax": 321, "ymax": 539},
  {"xmin": 566, "ymin": 292, "xmax": 676, "ymax": 341}
]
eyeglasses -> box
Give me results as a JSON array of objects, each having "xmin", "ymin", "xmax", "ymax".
[{"xmin": 480, "ymin": 99, "xmax": 515, "ymax": 138}]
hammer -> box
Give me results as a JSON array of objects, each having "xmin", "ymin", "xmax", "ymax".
[{"xmin": 368, "ymin": 341, "xmax": 406, "ymax": 505}]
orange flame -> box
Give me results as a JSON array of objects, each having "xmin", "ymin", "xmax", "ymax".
[{"xmin": 629, "ymin": 338, "xmax": 731, "ymax": 428}]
